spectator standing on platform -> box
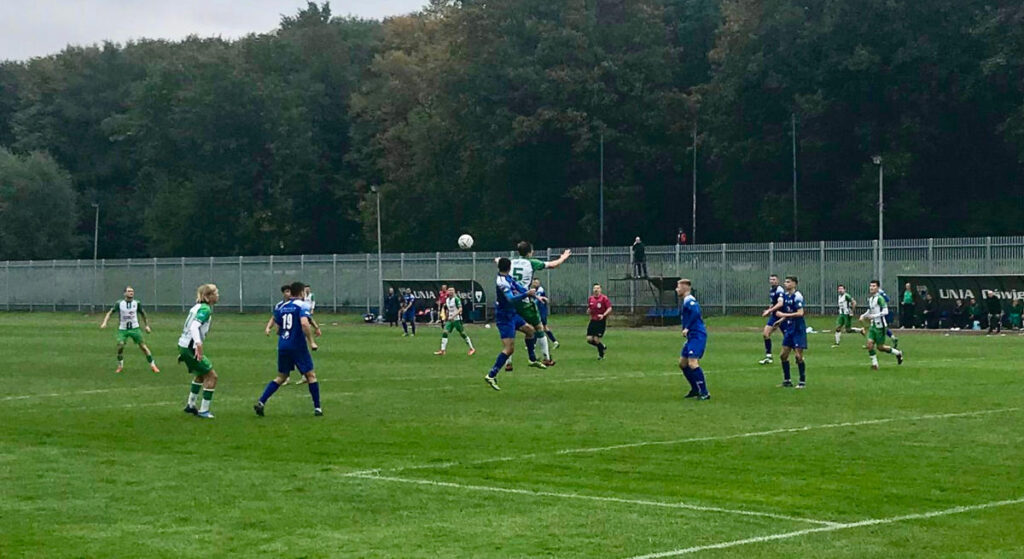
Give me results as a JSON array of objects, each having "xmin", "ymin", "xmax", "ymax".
[
  {"xmin": 922, "ymin": 293, "xmax": 938, "ymax": 329},
  {"xmin": 384, "ymin": 287, "xmax": 400, "ymax": 326},
  {"xmin": 985, "ymin": 290, "xmax": 1003, "ymax": 334},
  {"xmin": 900, "ymin": 283, "xmax": 915, "ymax": 328},
  {"xmin": 631, "ymin": 237, "xmax": 647, "ymax": 278}
]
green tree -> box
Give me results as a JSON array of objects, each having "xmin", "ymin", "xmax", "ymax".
[{"xmin": 0, "ymin": 148, "xmax": 79, "ymax": 259}]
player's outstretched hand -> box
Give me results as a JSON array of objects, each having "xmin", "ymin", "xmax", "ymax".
[
  {"xmin": 526, "ymin": 288, "xmax": 537, "ymax": 297},
  {"xmin": 315, "ymin": 328, "xmax": 322, "ymax": 338},
  {"xmin": 681, "ymin": 328, "xmax": 689, "ymax": 337},
  {"xmin": 761, "ymin": 309, "xmax": 770, "ymax": 317},
  {"xmin": 264, "ymin": 327, "xmax": 271, "ymax": 336},
  {"xmin": 99, "ymin": 322, "xmax": 107, "ymax": 329},
  {"xmin": 311, "ymin": 342, "xmax": 319, "ymax": 352},
  {"xmin": 561, "ymin": 249, "xmax": 572, "ymax": 259},
  {"xmin": 144, "ymin": 326, "xmax": 152, "ymax": 333}
]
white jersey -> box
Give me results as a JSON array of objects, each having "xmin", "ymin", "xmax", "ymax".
[
  {"xmin": 838, "ymin": 293, "xmax": 854, "ymax": 316},
  {"xmin": 445, "ymin": 296, "xmax": 462, "ymax": 321},
  {"xmin": 865, "ymin": 294, "xmax": 889, "ymax": 328},
  {"xmin": 114, "ymin": 299, "xmax": 141, "ymax": 330},
  {"xmin": 510, "ymin": 258, "xmax": 545, "ymax": 289},
  {"xmin": 177, "ymin": 303, "xmax": 213, "ymax": 348},
  {"xmin": 303, "ymin": 293, "xmax": 315, "ymax": 313}
]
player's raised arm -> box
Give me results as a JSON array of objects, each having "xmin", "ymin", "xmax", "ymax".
[
  {"xmin": 545, "ymin": 249, "xmax": 572, "ymax": 269},
  {"xmin": 100, "ymin": 305, "xmax": 115, "ymax": 328}
]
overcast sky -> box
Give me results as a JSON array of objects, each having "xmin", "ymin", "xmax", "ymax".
[{"xmin": 0, "ymin": 0, "xmax": 427, "ymax": 62}]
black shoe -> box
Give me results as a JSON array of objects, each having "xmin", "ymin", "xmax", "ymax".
[
  {"xmin": 314, "ymin": 408, "xmax": 323, "ymax": 416},
  {"xmin": 779, "ymin": 381, "xmax": 794, "ymax": 388},
  {"xmin": 183, "ymin": 405, "xmax": 198, "ymax": 415},
  {"xmin": 684, "ymin": 389, "xmax": 700, "ymax": 399},
  {"xmin": 896, "ymin": 353, "xmax": 904, "ymax": 365},
  {"xmin": 253, "ymin": 401, "xmax": 264, "ymax": 417}
]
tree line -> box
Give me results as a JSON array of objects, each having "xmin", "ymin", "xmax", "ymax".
[{"xmin": 0, "ymin": 1, "xmax": 1021, "ymax": 259}]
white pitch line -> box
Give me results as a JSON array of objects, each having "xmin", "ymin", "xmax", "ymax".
[
  {"xmin": 626, "ymin": 496, "xmax": 1024, "ymax": 558},
  {"xmin": 340, "ymin": 407, "xmax": 1020, "ymax": 477},
  {"xmin": 349, "ymin": 472, "xmax": 839, "ymax": 526}
]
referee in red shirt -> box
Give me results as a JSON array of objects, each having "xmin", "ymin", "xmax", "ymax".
[{"xmin": 586, "ymin": 283, "xmax": 612, "ymax": 359}]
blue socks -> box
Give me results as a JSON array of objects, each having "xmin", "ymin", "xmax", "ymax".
[
  {"xmin": 259, "ymin": 380, "xmax": 281, "ymax": 404},
  {"xmin": 797, "ymin": 361, "xmax": 806, "ymax": 383},
  {"xmin": 308, "ymin": 381, "xmax": 321, "ymax": 409},
  {"xmin": 489, "ymin": 352, "xmax": 510, "ymax": 377},
  {"xmin": 764, "ymin": 338, "xmax": 772, "ymax": 354},
  {"xmin": 525, "ymin": 336, "xmax": 538, "ymax": 361},
  {"xmin": 546, "ymin": 330, "xmax": 557, "ymax": 343},
  {"xmin": 402, "ymin": 321, "xmax": 408, "ymax": 334},
  {"xmin": 782, "ymin": 361, "xmax": 791, "ymax": 381},
  {"xmin": 681, "ymin": 366, "xmax": 697, "ymax": 392},
  {"xmin": 692, "ymin": 367, "xmax": 708, "ymax": 396}
]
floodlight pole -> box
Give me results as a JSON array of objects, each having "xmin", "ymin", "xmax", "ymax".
[
  {"xmin": 791, "ymin": 113, "xmax": 798, "ymax": 241},
  {"xmin": 599, "ymin": 131, "xmax": 604, "ymax": 247},
  {"xmin": 372, "ymin": 186, "xmax": 383, "ymax": 318},
  {"xmin": 91, "ymin": 203, "xmax": 100, "ymax": 260},
  {"xmin": 873, "ymin": 156, "xmax": 884, "ymax": 286},
  {"xmin": 692, "ymin": 124, "xmax": 697, "ymax": 244}
]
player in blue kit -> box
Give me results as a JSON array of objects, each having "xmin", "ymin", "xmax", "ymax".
[
  {"xmin": 484, "ymin": 258, "xmax": 545, "ymax": 391},
  {"xmin": 530, "ymin": 278, "xmax": 559, "ymax": 350},
  {"xmin": 775, "ymin": 276, "xmax": 807, "ymax": 388},
  {"xmin": 759, "ymin": 275, "xmax": 786, "ymax": 365},
  {"xmin": 400, "ymin": 288, "xmax": 417, "ymax": 336},
  {"xmin": 253, "ymin": 282, "xmax": 323, "ymax": 416},
  {"xmin": 676, "ymin": 279, "xmax": 710, "ymax": 400}
]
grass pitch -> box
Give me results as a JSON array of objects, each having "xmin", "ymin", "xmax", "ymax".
[{"xmin": 1, "ymin": 312, "xmax": 1022, "ymax": 558}]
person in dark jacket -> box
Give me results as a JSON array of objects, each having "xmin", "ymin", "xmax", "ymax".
[
  {"xmin": 967, "ymin": 297, "xmax": 983, "ymax": 329},
  {"xmin": 985, "ymin": 290, "xmax": 1003, "ymax": 334},
  {"xmin": 950, "ymin": 299, "xmax": 967, "ymax": 329},
  {"xmin": 922, "ymin": 293, "xmax": 938, "ymax": 329},
  {"xmin": 631, "ymin": 237, "xmax": 647, "ymax": 278},
  {"xmin": 384, "ymin": 287, "xmax": 400, "ymax": 326}
]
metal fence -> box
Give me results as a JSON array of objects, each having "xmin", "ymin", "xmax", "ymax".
[{"xmin": 3, "ymin": 236, "xmax": 1023, "ymax": 315}]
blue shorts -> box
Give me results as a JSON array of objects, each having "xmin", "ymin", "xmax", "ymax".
[
  {"xmin": 681, "ymin": 333, "xmax": 707, "ymax": 359},
  {"xmin": 402, "ymin": 310, "xmax": 415, "ymax": 322},
  {"xmin": 278, "ymin": 347, "xmax": 314, "ymax": 374},
  {"xmin": 782, "ymin": 328, "xmax": 808, "ymax": 349},
  {"xmin": 766, "ymin": 314, "xmax": 780, "ymax": 327},
  {"xmin": 496, "ymin": 313, "xmax": 527, "ymax": 339},
  {"xmin": 539, "ymin": 306, "xmax": 549, "ymax": 326}
]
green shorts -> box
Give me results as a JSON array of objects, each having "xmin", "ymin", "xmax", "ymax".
[
  {"xmin": 867, "ymin": 325, "xmax": 887, "ymax": 346},
  {"xmin": 835, "ymin": 314, "xmax": 853, "ymax": 330},
  {"xmin": 444, "ymin": 320, "xmax": 465, "ymax": 335},
  {"xmin": 117, "ymin": 328, "xmax": 144, "ymax": 345},
  {"xmin": 514, "ymin": 301, "xmax": 541, "ymax": 327},
  {"xmin": 178, "ymin": 346, "xmax": 214, "ymax": 376}
]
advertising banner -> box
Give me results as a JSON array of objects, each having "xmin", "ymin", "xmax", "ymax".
[
  {"xmin": 898, "ymin": 275, "xmax": 1024, "ymax": 315},
  {"xmin": 383, "ymin": 279, "xmax": 486, "ymax": 322}
]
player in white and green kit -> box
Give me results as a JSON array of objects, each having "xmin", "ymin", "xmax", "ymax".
[
  {"xmin": 505, "ymin": 241, "xmax": 572, "ymax": 368},
  {"xmin": 434, "ymin": 287, "xmax": 476, "ymax": 355},
  {"xmin": 859, "ymin": 280, "xmax": 904, "ymax": 370},
  {"xmin": 178, "ymin": 284, "xmax": 220, "ymax": 419},
  {"xmin": 100, "ymin": 286, "xmax": 159, "ymax": 373},
  {"xmin": 832, "ymin": 284, "xmax": 864, "ymax": 347}
]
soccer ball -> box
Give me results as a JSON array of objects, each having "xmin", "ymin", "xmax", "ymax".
[{"xmin": 458, "ymin": 234, "xmax": 474, "ymax": 250}]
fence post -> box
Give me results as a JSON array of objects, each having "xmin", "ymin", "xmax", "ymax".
[
  {"xmin": 873, "ymin": 239, "xmax": 879, "ymax": 279},
  {"xmin": 101, "ymin": 258, "xmax": 106, "ymax": 312},
  {"xmin": 400, "ymin": 252, "xmax": 405, "ymax": 278},
  {"xmin": 76, "ymin": 259, "xmax": 82, "ymax": 311},
  {"xmin": 985, "ymin": 236, "xmax": 992, "ymax": 272},
  {"xmin": 301, "ymin": 254, "xmax": 305, "ymax": 274},
  {"xmin": 180, "ymin": 257, "xmax": 185, "ymax": 311},
  {"xmin": 268, "ymin": 255, "xmax": 274, "ymax": 309},
  {"xmin": 238, "ymin": 255, "xmax": 244, "ymax": 313},
  {"xmin": 819, "ymin": 241, "xmax": 826, "ymax": 314},
  {"xmin": 721, "ymin": 243, "xmax": 727, "ymax": 315},
  {"xmin": 209, "ymin": 256, "xmax": 214, "ymax": 282},
  {"xmin": 28, "ymin": 260, "xmax": 32, "ymax": 312},
  {"xmin": 333, "ymin": 254, "xmax": 338, "ymax": 313},
  {"xmin": 52, "ymin": 259, "xmax": 57, "ymax": 311},
  {"xmin": 436, "ymin": 252, "xmax": 441, "ymax": 278},
  {"xmin": 928, "ymin": 238, "xmax": 934, "ymax": 274},
  {"xmin": 675, "ymin": 242, "xmax": 680, "ymax": 275},
  {"xmin": 366, "ymin": 253, "xmax": 371, "ymax": 313},
  {"xmin": 769, "ymin": 241, "xmax": 775, "ymax": 274}
]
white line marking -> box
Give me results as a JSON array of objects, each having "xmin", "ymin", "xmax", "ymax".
[
  {"xmin": 340, "ymin": 407, "xmax": 1019, "ymax": 477},
  {"xmin": 349, "ymin": 473, "xmax": 838, "ymax": 526},
  {"xmin": 626, "ymin": 496, "xmax": 1024, "ymax": 558}
]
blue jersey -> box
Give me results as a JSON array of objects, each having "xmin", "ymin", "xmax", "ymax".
[
  {"xmin": 680, "ymin": 294, "xmax": 707, "ymax": 337},
  {"xmin": 402, "ymin": 293, "xmax": 416, "ymax": 308},
  {"xmin": 780, "ymin": 290, "xmax": 806, "ymax": 332},
  {"xmin": 535, "ymin": 286, "xmax": 548, "ymax": 314},
  {"xmin": 769, "ymin": 285, "xmax": 785, "ymax": 306},
  {"xmin": 275, "ymin": 299, "xmax": 311, "ymax": 351},
  {"xmin": 495, "ymin": 274, "xmax": 529, "ymax": 314}
]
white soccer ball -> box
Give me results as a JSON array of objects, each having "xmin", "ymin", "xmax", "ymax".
[{"xmin": 458, "ymin": 234, "xmax": 474, "ymax": 250}]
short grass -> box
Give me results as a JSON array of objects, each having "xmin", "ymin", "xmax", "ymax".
[{"xmin": 1, "ymin": 311, "xmax": 1023, "ymax": 558}]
